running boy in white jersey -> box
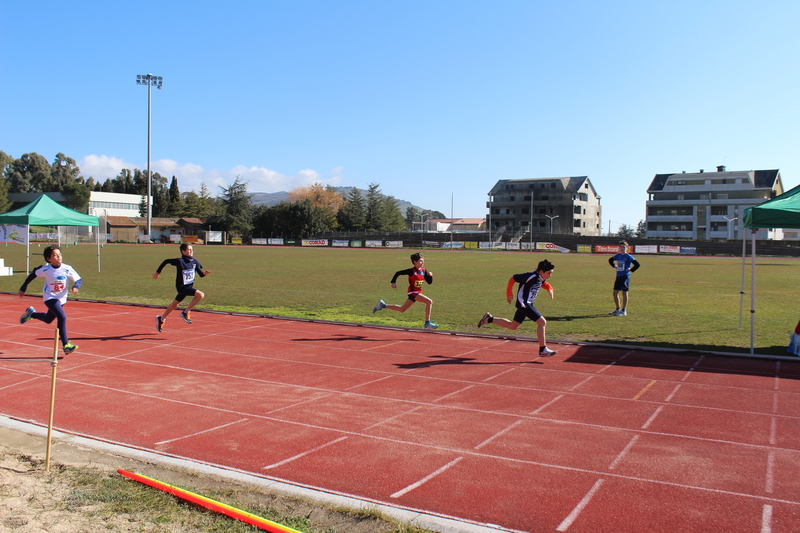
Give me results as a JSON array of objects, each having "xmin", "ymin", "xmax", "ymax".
[
  {"xmin": 152, "ymin": 243, "xmax": 212, "ymax": 332},
  {"xmin": 477, "ymin": 258, "xmax": 557, "ymax": 357},
  {"xmin": 18, "ymin": 244, "xmax": 82, "ymax": 354}
]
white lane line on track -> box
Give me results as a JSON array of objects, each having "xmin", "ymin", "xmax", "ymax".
[{"xmin": 390, "ymin": 457, "xmax": 464, "ymax": 498}]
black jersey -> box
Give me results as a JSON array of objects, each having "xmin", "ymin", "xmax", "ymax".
[{"xmin": 156, "ymin": 256, "xmax": 206, "ymax": 291}]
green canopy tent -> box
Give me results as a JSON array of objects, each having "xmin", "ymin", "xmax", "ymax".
[
  {"xmin": 0, "ymin": 194, "xmax": 100, "ymax": 273},
  {"xmin": 742, "ymin": 184, "xmax": 800, "ymax": 354}
]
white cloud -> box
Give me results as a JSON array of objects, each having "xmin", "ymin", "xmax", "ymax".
[{"xmin": 77, "ymin": 155, "xmax": 343, "ymax": 195}]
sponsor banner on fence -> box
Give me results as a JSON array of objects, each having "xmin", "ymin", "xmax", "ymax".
[
  {"xmin": 302, "ymin": 239, "xmax": 328, "ymax": 246},
  {"xmin": 31, "ymin": 232, "xmax": 58, "ymax": 241},
  {"xmin": 659, "ymin": 245, "xmax": 681, "ymax": 254},
  {"xmin": 366, "ymin": 240, "xmax": 383, "ymax": 248},
  {"xmin": 332, "ymin": 240, "xmax": 349, "ymax": 247},
  {"xmin": 231, "ymin": 237, "xmax": 243, "ymax": 244},
  {"xmin": 506, "ymin": 242, "xmax": 521, "ymax": 250},
  {"xmin": 385, "ymin": 240, "xmax": 403, "ymax": 248},
  {"xmin": 268, "ymin": 238, "xmax": 284, "ymax": 245},
  {"xmin": 594, "ymin": 244, "xmax": 620, "ymax": 253},
  {"xmin": 465, "ymin": 241, "xmax": 478, "ymax": 249},
  {"xmin": 441, "ymin": 241, "xmax": 465, "ymax": 249},
  {"xmin": 252, "ymin": 238, "xmax": 267, "ymax": 245},
  {"xmin": 634, "ymin": 245, "xmax": 657, "ymax": 254},
  {"xmin": 207, "ymin": 231, "xmax": 223, "ymax": 243},
  {"xmin": 536, "ymin": 242, "xmax": 570, "ymax": 253},
  {"xmin": 169, "ymin": 234, "xmax": 182, "ymax": 242},
  {"xmin": 350, "ymin": 240, "xmax": 363, "ymax": 247},
  {"xmin": 680, "ymin": 246, "xmax": 697, "ymax": 255},
  {"xmin": 0, "ymin": 225, "xmax": 27, "ymax": 244},
  {"xmin": 577, "ymin": 244, "xmax": 592, "ymax": 253},
  {"xmin": 422, "ymin": 241, "xmax": 440, "ymax": 247}
]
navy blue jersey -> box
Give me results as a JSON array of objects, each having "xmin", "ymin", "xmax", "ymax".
[
  {"xmin": 156, "ymin": 256, "xmax": 206, "ymax": 291},
  {"xmin": 512, "ymin": 271, "xmax": 545, "ymax": 309}
]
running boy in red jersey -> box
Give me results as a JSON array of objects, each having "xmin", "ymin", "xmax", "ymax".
[
  {"xmin": 152, "ymin": 243, "xmax": 212, "ymax": 332},
  {"xmin": 373, "ymin": 252, "xmax": 438, "ymax": 330},
  {"xmin": 477, "ymin": 258, "xmax": 557, "ymax": 357}
]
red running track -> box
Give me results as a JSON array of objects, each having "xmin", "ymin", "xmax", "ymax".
[{"xmin": 1, "ymin": 293, "xmax": 800, "ymax": 532}]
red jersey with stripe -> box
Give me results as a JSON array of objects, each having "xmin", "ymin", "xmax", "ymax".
[{"xmin": 390, "ymin": 267, "xmax": 432, "ymax": 295}]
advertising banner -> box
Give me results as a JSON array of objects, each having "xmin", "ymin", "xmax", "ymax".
[
  {"xmin": 594, "ymin": 244, "xmax": 620, "ymax": 253},
  {"xmin": 441, "ymin": 241, "xmax": 465, "ymax": 249},
  {"xmin": 659, "ymin": 245, "xmax": 681, "ymax": 254},
  {"xmin": 680, "ymin": 246, "xmax": 697, "ymax": 255},
  {"xmin": 634, "ymin": 245, "xmax": 657, "ymax": 254},
  {"xmin": 0, "ymin": 225, "xmax": 27, "ymax": 244},
  {"xmin": 385, "ymin": 240, "xmax": 403, "ymax": 248},
  {"xmin": 506, "ymin": 242, "xmax": 521, "ymax": 250},
  {"xmin": 577, "ymin": 244, "xmax": 592, "ymax": 253},
  {"xmin": 302, "ymin": 239, "xmax": 328, "ymax": 246},
  {"xmin": 332, "ymin": 240, "xmax": 349, "ymax": 247},
  {"xmin": 350, "ymin": 240, "xmax": 363, "ymax": 247},
  {"xmin": 366, "ymin": 240, "xmax": 383, "ymax": 248},
  {"xmin": 268, "ymin": 238, "xmax": 284, "ymax": 245},
  {"xmin": 207, "ymin": 231, "xmax": 223, "ymax": 243},
  {"xmin": 536, "ymin": 242, "xmax": 570, "ymax": 253},
  {"xmin": 252, "ymin": 238, "xmax": 267, "ymax": 245},
  {"xmin": 465, "ymin": 241, "xmax": 478, "ymax": 249}
]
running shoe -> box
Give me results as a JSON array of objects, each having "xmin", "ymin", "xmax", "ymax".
[
  {"xmin": 477, "ymin": 312, "xmax": 492, "ymax": 328},
  {"xmin": 63, "ymin": 343, "xmax": 79, "ymax": 355},
  {"xmin": 372, "ymin": 300, "xmax": 386, "ymax": 313},
  {"xmin": 424, "ymin": 320, "xmax": 439, "ymax": 330},
  {"xmin": 180, "ymin": 310, "xmax": 192, "ymax": 324},
  {"xmin": 20, "ymin": 307, "xmax": 35, "ymax": 324},
  {"xmin": 539, "ymin": 346, "xmax": 557, "ymax": 357},
  {"xmin": 617, "ymin": 310, "xmax": 627, "ymax": 316},
  {"xmin": 156, "ymin": 315, "xmax": 165, "ymax": 332},
  {"xmin": 609, "ymin": 309, "xmax": 621, "ymax": 316}
]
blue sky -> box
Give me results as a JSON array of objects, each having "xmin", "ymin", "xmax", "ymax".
[{"xmin": 2, "ymin": 0, "xmax": 798, "ymax": 230}]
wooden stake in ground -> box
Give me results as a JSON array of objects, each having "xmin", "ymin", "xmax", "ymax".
[{"xmin": 45, "ymin": 328, "xmax": 59, "ymax": 471}]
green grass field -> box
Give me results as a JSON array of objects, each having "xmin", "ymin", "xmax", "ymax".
[{"xmin": 1, "ymin": 242, "xmax": 796, "ymax": 355}]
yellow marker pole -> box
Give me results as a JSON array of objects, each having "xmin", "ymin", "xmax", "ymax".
[{"xmin": 45, "ymin": 329, "xmax": 59, "ymax": 471}]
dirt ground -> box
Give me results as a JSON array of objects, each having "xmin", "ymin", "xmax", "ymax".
[{"xmin": 0, "ymin": 425, "xmax": 424, "ymax": 533}]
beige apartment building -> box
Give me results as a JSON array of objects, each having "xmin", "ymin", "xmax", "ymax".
[{"xmin": 645, "ymin": 167, "xmax": 783, "ymax": 240}]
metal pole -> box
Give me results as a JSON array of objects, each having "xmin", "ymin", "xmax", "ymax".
[{"xmin": 146, "ymin": 80, "xmax": 152, "ymax": 239}]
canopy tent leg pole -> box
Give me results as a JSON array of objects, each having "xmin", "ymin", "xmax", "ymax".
[
  {"xmin": 738, "ymin": 230, "xmax": 746, "ymax": 329},
  {"xmin": 750, "ymin": 229, "xmax": 756, "ymax": 355},
  {"xmin": 96, "ymin": 223, "xmax": 101, "ymax": 272}
]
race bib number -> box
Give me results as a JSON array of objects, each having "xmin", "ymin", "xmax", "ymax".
[
  {"xmin": 51, "ymin": 276, "xmax": 67, "ymax": 293},
  {"xmin": 182, "ymin": 268, "xmax": 196, "ymax": 285}
]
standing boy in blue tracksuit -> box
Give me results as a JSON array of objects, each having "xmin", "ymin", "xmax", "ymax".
[{"xmin": 609, "ymin": 240, "xmax": 640, "ymax": 316}]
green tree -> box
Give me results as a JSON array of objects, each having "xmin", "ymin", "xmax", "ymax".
[
  {"xmin": 337, "ymin": 188, "xmax": 367, "ymax": 231},
  {"xmin": 151, "ymin": 172, "xmax": 170, "ymax": 217},
  {"xmin": 636, "ymin": 220, "xmax": 647, "ymax": 238},
  {"xmin": 616, "ymin": 224, "xmax": 635, "ymax": 239},
  {"xmin": 168, "ymin": 175, "xmax": 183, "ymax": 216},
  {"xmin": 60, "ymin": 181, "xmax": 91, "ymax": 212},
  {"xmin": 207, "ymin": 177, "xmax": 253, "ymax": 237},
  {"xmin": 380, "ymin": 195, "xmax": 405, "ymax": 231},
  {"xmin": 405, "ymin": 206, "xmax": 421, "ymax": 225},
  {"xmin": 0, "ymin": 151, "xmax": 13, "ymax": 213},
  {"xmin": 365, "ymin": 182, "xmax": 383, "ymax": 230},
  {"xmin": 6, "ymin": 153, "xmax": 51, "ymax": 193},
  {"xmin": 50, "ymin": 153, "xmax": 80, "ymax": 189}
]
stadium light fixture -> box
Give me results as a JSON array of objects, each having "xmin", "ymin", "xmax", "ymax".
[
  {"xmin": 546, "ymin": 214, "xmax": 559, "ymax": 234},
  {"xmin": 136, "ymin": 73, "xmax": 163, "ymax": 240}
]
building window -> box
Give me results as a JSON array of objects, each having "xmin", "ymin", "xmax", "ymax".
[
  {"xmin": 717, "ymin": 194, "xmax": 728, "ymax": 199},
  {"xmin": 677, "ymin": 195, "xmax": 684, "ymax": 200},
  {"xmin": 523, "ymin": 195, "xmax": 531, "ymax": 201},
  {"xmin": 700, "ymin": 194, "xmax": 709, "ymax": 199},
  {"xmin": 551, "ymin": 183, "xmax": 556, "ymax": 188},
  {"xmin": 541, "ymin": 195, "xmax": 549, "ymax": 200},
  {"xmin": 573, "ymin": 219, "xmax": 581, "ymax": 227},
  {"xmin": 510, "ymin": 196, "xmax": 515, "ymax": 202},
  {"xmin": 522, "ymin": 208, "xmax": 529, "ymax": 214}
]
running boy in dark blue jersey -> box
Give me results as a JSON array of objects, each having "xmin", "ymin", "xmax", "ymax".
[
  {"xmin": 152, "ymin": 243, "xmax": 212, "ymax": 332},
  {"xmin": 608, "ymin": 240, "xmax": 640, "ymax": 316},
  {"xmin": 477, "ymin": 259, "xmax": 557, "ymax": 357}
]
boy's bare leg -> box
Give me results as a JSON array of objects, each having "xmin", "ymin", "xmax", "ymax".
[
  {"xmin": 535, "ymin": 316, "xmax": 548, "ymax": 348},
  {"xmin": 413, "ymin": 294, "xmax": 434, "ymax": 322},
  {"xmin": 186, "ymin": 290, "xmax": 205, "ymax": 312},
  {"xmin": 491, "ymin": 318, "xmax": 521, "ymax": 331},
  {"xmin": 385, "ymin": 300, "xmax": 414, "ymax": 313},
  {"xmin": 162, "ymin": 300, "xmax": 180, "ymax": 319},
  {"xmin": 612, "ymin": 290, "xmax": 621, "ymax": 309},
  {"xmin": 620, "ymin": 291, "xmax": 628, "ymax": 311}
]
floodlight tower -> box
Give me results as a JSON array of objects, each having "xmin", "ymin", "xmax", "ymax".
[
  {"xmin": 136, "ymin": 73, "xmax": 163, "ymax": 240},
  {"xmin": 546, "ymin": 214, "xmax": 559, "ymax": 234}
]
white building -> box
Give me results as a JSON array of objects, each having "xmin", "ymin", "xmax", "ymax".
[{"xmin": 645, "ymin": 167, "xmax": 784, "ymax": 240}]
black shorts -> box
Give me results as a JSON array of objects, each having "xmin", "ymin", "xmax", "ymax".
[
  {"xmin": 513, "ymin": 305, "xmax": 542, "ymax": 324},
  {"xmin": 613, "ymin": 276, "xmax": 630, "ymax": 292},
  {"xmin": 174, "ymin": 288, "xmax": 197, "ymax": 302},
  {"xmin": 407, "ymin": 293, "xmax": 420, "ymax": 302}
]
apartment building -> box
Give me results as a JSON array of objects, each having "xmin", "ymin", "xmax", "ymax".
[
  {"xmin": 645, "ymin": 167, "xmax": 783, "ymax": 240},
  {"xmin": 486, "ymin": 177, "xmax": 602, "ymax": 237}
]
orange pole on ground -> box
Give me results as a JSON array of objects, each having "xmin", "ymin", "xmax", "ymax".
[
  {"xmin": 117, "ymin": 469, "xmax": 301, "ymax": 533},
  {"xmin": 45, "ymin": 329, "xmax": 60, "ymax": 471}
]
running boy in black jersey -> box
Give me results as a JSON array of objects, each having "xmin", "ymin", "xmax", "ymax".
[
  {"xmin": 152, "ymin": 243, "xmax": 212, "ymax": 332},
  {"xmin": 373, "ymin": 252, "xmax": 438, "ymax": 329},
  {"xmin": 477, "ymin": 258, "xmax": 557, "ymax": 357}
]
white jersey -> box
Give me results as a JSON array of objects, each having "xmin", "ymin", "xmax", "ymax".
[{"xmin": 35, "ymin": 263, "xmax": 81, "ymax": 304}]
